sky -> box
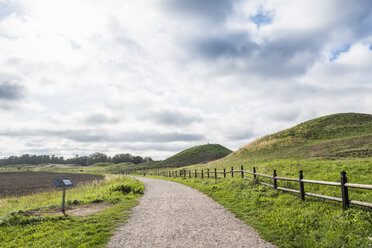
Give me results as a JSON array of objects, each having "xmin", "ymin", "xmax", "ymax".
[{"xmin": 0, "ymin": 0, "xmax": 372, "ymax": 160}]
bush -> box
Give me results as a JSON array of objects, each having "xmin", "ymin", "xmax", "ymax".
[{"xmin": 109, "ymin": 180, "xmax": 144, "ymax": 195}]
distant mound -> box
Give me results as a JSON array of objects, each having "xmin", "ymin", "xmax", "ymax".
[
  {"xmin": 194, "ymin": 113, "xmax": 372, "ymax": 168},
  {"xmin": 156, "ymin": 144, "xmax": 232, "ymax": 168}
]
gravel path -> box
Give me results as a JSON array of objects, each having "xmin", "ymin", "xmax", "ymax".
[{"xmin": 107, "ymin": 177, "xmax": 276, "ymax": 248}]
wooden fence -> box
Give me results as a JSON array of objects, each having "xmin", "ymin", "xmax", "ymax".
[{"xmin": 144, "ymin": 166, "xmax": 372, "ymax": 210}]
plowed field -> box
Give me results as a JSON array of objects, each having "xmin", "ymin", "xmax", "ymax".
[{"xmin": 0, "ymin": 172, "xmax": 103, "ymax": 198}]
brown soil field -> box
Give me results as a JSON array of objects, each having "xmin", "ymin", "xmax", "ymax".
[{"xmin": 0, "ymin": 172, "xmax": 103, "ymax": 198}]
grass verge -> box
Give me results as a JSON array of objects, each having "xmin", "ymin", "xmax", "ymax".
[
  {"xmin": 0, "ymin": 176, "xmax": 144, "ymax": 248},
  {"xmin": 146, "ymin": 175, "xmax": 372, "ymax": 248}
]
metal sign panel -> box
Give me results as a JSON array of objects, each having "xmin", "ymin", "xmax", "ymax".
[{"xmin": 52, "ymin": 178, "xmax": 74, "ymax": 188}]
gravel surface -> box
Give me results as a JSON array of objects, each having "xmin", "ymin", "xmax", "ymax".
[{"xmin": 107, "ymin": 177, "xmax": 276, "ymax": 248}]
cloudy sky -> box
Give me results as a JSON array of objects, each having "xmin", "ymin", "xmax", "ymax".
[{"xmin": 0, "ymin": 0, "xmax": 371, "ymax": 159}]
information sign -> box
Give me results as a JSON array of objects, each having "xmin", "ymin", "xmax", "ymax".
[
  {"xmin": 51, "ymin": 178, "xmax": 74, "ymax": 214},
  {"xmin": 52, "ymin": 178, "xmax": 74, "ymax": 188}
]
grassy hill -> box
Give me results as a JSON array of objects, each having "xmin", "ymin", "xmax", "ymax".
[
  {"xmin": 186, "ymin": 113, "xmax": 372, "ymax": 170},
  {"xmin": 241, "ymin": 112, "xmax": 372, "ymax": 159},
  {"xmin": 153, "ymin": 144, "xmax": 232, "ymax": 169}
]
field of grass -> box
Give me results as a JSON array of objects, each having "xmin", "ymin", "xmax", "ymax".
[
  {"xmin": 146, "ymin": 175, "xmax": 372, "ymax": 248},
  {"xmin": 0, "ymin": 175, "xmax": 144, "ymax": 247},
  {"xmin": 180, "ymin": 158, "xmax": 372, "ymax": 203},
  {"xmin": 0, "ymin": 162, "xmax": 142, "ymax": 174}
]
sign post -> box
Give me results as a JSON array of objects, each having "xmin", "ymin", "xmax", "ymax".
[{"xmin": 52, "ymin": 178, "xmax": 74, "ymax": 214}]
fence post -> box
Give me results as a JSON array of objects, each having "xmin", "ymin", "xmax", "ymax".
[
  {"xmin": 224, "ymin": 168, "xmax": 226, "ymax": 178},
  {"xmin": 172, "ymin": 171, "xmax": 174, "ymax": 177},
  {"xmin": 273, "ymin": 170, "xmax": 277, "ymax": 189},
  {"xmin": 207, "ymin": 168, "xmax": 210, "ymax": 178},
  {"xmin": 195, "ymin": 169, "xmax": 197, "ymax": 178},
  {"xmin": 215, "ymin": 168, "xmax": 217, "ymax": 179},
  {"xmin": 241, "ymin": 165, "xmax": 244, "ymax": 178},
  {"xmin": 253, "ymin": 167, "xmax": 256, "ymax": 180},
  {"xmin": 340, "ymin": 171, "xmax": 349, "ymax": 210},
  {"xmin": 189, "ymin": 170, "xmax": 191, "ymax": 178},
  {"xmin": 299, "ymin": 170, "xmax": 305, "ymax": 201},
  {"xmin": 201, "ymin": 170, "xmax": 204, "ymax": 179},
  {"xmin": 231, "ymin": 167, "xmax": 234, "ymax": 178}
]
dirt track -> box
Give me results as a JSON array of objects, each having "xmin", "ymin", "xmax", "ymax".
[{"xmin": 107, "ymin": 177, "xmax": 276, "ymax": 248}]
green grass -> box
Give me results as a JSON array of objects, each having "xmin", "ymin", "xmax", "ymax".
[
  {"xmin": 0, "ymin": 176, "xmax": 144, "ymax": 247},
  {"xmin": 147, "ymin": 175, "xmax": 372, "ymax": 248},
  {"xmin": 184, "ymin": 158, "xmax": 372, "ymax": 201}
]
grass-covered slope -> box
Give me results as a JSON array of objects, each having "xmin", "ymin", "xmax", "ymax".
[
  {"xmin": 241, "ymin": 112, "xmax": 372, "ymax": 159},
  {"xmin": 194, "ymin": 113, "xmax": 372, "ymax": 169},
  {"xmin": 155, "ymin": 144, "xmax": 232, "ymax": 169}
]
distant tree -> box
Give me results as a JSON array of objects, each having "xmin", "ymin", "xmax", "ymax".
[
  {"xmin": 112, "ymin": 153, "xmax": 133, "ymax": 163},
  {"xmin": 86, "ymin": 152, "xmax": 108, "ymax": 165},
  {"xmin": 132, "ymin": 156, "xmax": 144, "ymax": 164},
  {"xmin": 0, "ymin": 152, "xmax": 152, "ymax": 166},
  {"xmin": 144, "ymin": 156, "xmax": 153, "ymax": 162}
]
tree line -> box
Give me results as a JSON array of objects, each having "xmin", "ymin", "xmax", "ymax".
[{"xmin": 0, "ymin": 152, "xmax": 153, "ymax": 166}]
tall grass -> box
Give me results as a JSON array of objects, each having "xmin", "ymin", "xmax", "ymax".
[{"xmin": 0, "ymin": 176, "xmax": 144, "ymax": 247}]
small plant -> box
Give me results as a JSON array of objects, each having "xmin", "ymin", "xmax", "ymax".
[{"xmin": 110, "ymin": 184, "xmax": 133, "ymax": 194}]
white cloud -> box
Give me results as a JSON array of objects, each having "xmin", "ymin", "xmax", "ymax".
[{"xmin": 0, "ymin": 0, "xmax": 371, "ymax": 159}]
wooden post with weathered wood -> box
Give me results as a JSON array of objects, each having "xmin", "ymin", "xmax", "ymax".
[
  {"xmin": 224, "ymin": 168, "xmax": 226, "ymax": 178},
  {"xmin": 201, "ymin": 169, "xmax": 204, "ymax": 179},
  {"xmin": 215, "ymin": 168, "xmax": 217, "ymax": 179},
  {"xmin": 299, "ymin": 170, "xmax": 305, "ymax": 201},
  {"xmin": 189, "ymin": 170, "xmax": 191, "ymax": 178},
  {"xmin": 241, "ymin": 165, "xmax": 244, "ymax": 178},
  {"xmin": 253, "ymin": 167, "xmax": 256, "ymax": 180},
  {"xmin": 340, "ymin": 171, "xmax": 349, "ymax": 210},
  {"xmin": 207, "ymin": 168, "xmax": 210, "ymax": 178},
  {"xmin": 273, "ymin": 170, "xmax": 277, "ymax": 189},
  {"xmin": 231, "ymin": 167, "xmax": 234, "ymax": 178},
  {"xmin": 61, "ymin": 187, "xmax": 66, "ymax": 214},
  {"xmin": 195, "ymin": 169, "xmax": 197, "ymax": 178}
]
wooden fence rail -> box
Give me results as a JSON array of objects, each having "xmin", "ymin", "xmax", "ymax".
[{"xmin": 144, "ymin": 166, "xmax": 372, "ymax": 210}]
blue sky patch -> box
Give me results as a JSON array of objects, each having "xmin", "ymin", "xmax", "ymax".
[
  {"xmin": 251, "ymin": 11, "xmax": 273, "ymax": 28},
  {"xmin": 369, "ymin": 44, "xmax": 372, "ymax": 50},
  {"xmin": 0, "ymin": 2, "xmax": 13, "ymax": 20},
  {"xmin": 330, "ymin": 44, "xmax": 351, "ymax": 61}
]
